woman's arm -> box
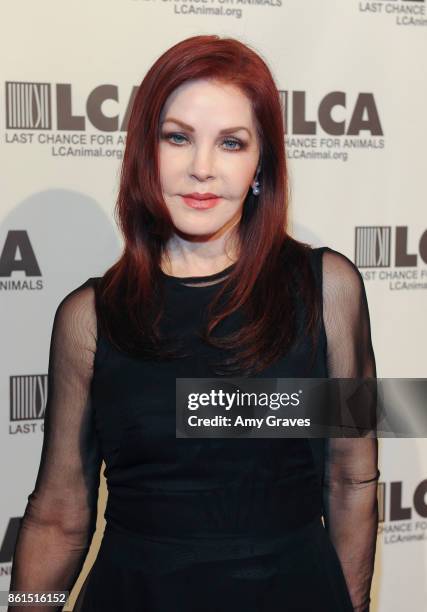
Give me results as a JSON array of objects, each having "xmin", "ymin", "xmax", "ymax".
[
  {"xmin": 8, "ymin": 282, "xmax": 102, "ymax": 612},
  {"xmin": 321, "ymin": 248, "xmax": 380, "ymax": 612}
]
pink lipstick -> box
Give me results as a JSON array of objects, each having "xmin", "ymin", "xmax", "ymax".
[{"xmin": 181, "ymin": 195, "xmax": 221, "ymax": 209}]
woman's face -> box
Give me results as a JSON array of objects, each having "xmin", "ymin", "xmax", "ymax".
[{"xmin": 158, "ymin": 78, "xmax": 261, "ymax": 241}]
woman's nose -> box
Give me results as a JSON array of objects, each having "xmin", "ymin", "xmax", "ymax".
[{"xmin": 189, "ymin": 146, "xmax": 215, "ymax": 180}]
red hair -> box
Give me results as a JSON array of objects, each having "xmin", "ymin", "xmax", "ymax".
[{"xmin": 96, "ymin": 34, "xmax": 321, "ymax": 376}]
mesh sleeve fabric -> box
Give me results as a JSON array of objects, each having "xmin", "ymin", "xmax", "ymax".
[
  {"xmin": 8, "ymin": 281, "xmax": 102, "ymax": 612},
  {"xmin": 321, "ymin": 248, "xmax": 380, "ymax": 612}
]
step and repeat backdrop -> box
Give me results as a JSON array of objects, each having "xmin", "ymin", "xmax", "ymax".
[{"xmin": 1, "ymin": 1, "xmax": 426, "ymax": 610}]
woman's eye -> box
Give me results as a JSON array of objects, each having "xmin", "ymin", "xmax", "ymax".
[
  {"xmin": 162, "ymin": 132, "xmax": 243, "ymax": 151},
  {"xmin": 164, "ymin": 133, "xmax": 187, "ymax": 145},
  {"xmin": 223, "ymin": 139, "xmax": 242, "ymax": 151}
]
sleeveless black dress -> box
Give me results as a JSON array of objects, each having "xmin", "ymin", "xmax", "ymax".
[
  {"xmin": 9, "ymin": 246, "xmax": 380, "ymax": 612},
  {"xmin": 73, "ymin": 246, "xmax": 353, "ymax": 612}
]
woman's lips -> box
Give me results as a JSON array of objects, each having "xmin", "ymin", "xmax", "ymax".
[{"xmin": 181, "ymin": 196, "xmax": 221, "ymax": 209}]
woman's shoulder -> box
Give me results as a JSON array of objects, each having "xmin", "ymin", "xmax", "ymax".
[
  {"xmin": 54, "ymin": 277, "xmax": 101, "ymax": 339},
  {"xmin": 306, "ymin": 245, "xmax": 367, "ymax": 309},
  {"xmin": 58, "ymin": 277, "xmax": 100, "ymax": 310},
  {"xmin": 47, "ymin": 278, "xmax": 100, "ymax": 369},
  {"xmin": 84, "ymin": 276, "xmax": 102, "ymax": 288},
  {"xmin": 311, "ymin": 245, "xmax": 363, "ymax": 282}
]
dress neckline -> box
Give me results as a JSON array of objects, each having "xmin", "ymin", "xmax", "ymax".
[{"xmin": 159, "ymin": 262, "xmax": 236, "ymax": 287}]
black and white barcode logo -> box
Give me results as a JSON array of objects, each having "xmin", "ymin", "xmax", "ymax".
[
  {"xmin": 355, "ymin": 227, "xmax": 391, "ymax": 268},
  {"xmin": 6, "ymin": 82, "xmax": 51, "ymax": 129},
  {"xmin": 356, "ymin": 226, "xmax": 427, "ymax": 269},
  {"xmin": 10, "ymin": 374, "xmax": 47, "ymax": 422},
  {"xmin": 355, "ymin": 226, "xmax": 427, "ymax": 291}
]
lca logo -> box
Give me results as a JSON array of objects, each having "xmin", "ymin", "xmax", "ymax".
[
  {"xmin": 5, "ymin": 81, "xmax": 137, "ymax": 132},
  {"xmin": 355, "ymin": 226, "xmax": 427, "ymax": 268},
  {"xmin": 279, "ymin": 90, "xmax": 383, "ymax": 136}
]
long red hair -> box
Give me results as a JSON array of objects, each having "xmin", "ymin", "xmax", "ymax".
[{"xmin": 95, "ymin": 34, "xmax": 321, "ymax": 376}]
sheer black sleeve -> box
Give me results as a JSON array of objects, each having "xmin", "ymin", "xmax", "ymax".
[
  {"xmin": 8, "ymin": 281, "xmax": 102, "ymax": 612},
  {"xmin": 321, "ymin": 248, "xmax": 380, "ymax": 612}
]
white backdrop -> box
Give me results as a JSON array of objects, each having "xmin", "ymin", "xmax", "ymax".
[{"xmin": 1, "ymin": 1, "xmax": 426, "ymax": 610}]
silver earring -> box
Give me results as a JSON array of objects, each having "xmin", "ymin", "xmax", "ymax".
[{"xmin": 252, "ymin": 180, "xmax": 260, "ymax": 196}]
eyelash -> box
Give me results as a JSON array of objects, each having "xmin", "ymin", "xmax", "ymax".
[{"xmin": 161, "ymin": 132, "xmax": 246, "ymax": 151}]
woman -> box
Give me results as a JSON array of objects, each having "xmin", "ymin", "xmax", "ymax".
[{"xmin": 9, "ymin": 35, "xmax": 380, "ymax": 612}]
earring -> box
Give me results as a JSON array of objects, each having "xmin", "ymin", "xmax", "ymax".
[{"xmin": 252, "ymin": 179, "xmax": 260, "ymax": 196}]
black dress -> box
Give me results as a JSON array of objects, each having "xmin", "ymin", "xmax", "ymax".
[{"xmin": 9, "ymin": 246, "xmax": 380, "ymax": 612}]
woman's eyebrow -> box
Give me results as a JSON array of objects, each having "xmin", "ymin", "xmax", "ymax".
[{"xmin": 161, "ymin": 117, "xmax": 251, "ymax": 136}]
